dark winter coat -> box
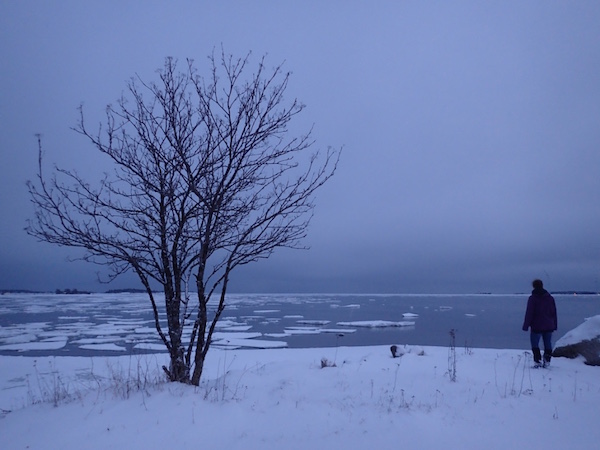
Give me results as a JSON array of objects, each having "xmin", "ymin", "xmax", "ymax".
[{"xmin": 522, "ymin": 288, "xmax": 558, "ymax": 332}]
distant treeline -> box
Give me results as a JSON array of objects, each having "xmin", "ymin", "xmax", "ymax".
[
  {"xmin": 105, "ymin": 288, "xmax": 147, "ymax": 294},
  {"xmin": 55, "ymin": 288, "xmax": 92, "ymax": 295},
  {"xmin": 0, "ymin": 288, "xmax": 92, "ymax": 295},
  {"xmin": 551, "ymin": 291, "xmax": 599, "ymax": 296},
  {"xmin": 0, "ymin": 288, "xmax": 145, "ymax": 295},
  {"xmin": 0, "ymin": 289, "xmax": 44, "ymax": 294}
]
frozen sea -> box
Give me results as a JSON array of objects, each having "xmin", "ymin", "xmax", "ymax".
[{"xmin": 0, "ymin": 292, "xmax": 598, "ymax": 356}]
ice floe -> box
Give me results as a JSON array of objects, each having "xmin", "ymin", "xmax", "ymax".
[
  {"xmin": 213, "ymin": 332, "xmax": 262, "ymax": 341},
  {"xmin": 284, "ymin": 327, "xmax": 323, "ymax": 335},
  {"xmin": 337, "ymin": 320, "xmax": 415, "ymax": 328},
  {"xmin": 296, "ymin": 320, "xmax": 330, "ymax": 326},
  {"xmin": 0, "ymin": 340, "xmax": 68, "ymax": 351},
  {"xmin": 321, "ymin": 328, "xmax": 356, "ymax": 334},
  {"xmin": 218, "ymin": 325, "xmax": 253, "ymax": 332},
  {"xmin": 79, "ymin": 343, "xmax": 126, "ymax": 352},
  {"xmin": 213, "ymin": 338, "xmax": 287, "ymax": 349}
]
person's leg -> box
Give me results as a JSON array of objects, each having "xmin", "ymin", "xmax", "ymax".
[
  {"xmin": 530, "ymin": 332, "xmax": 542, "ymax": 364},
  {"xmin": 542, "ymin": 332, "xmax": 553, "ymax": 364}
]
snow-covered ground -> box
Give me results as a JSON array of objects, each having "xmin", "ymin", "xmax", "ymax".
[
  {"xmin": 1, "ymin": 294, "xmax": 599, "ymax": 448},
  {"xmin": 1, "ymin": 338, "xmax": 599, "ymax": 449}
]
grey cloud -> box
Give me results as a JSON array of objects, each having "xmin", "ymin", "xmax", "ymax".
[{"xmin": 1, "ymin": 1, "xmax": 599, "ymax": 293}]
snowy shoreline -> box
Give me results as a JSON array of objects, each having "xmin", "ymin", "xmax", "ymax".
[{"xmin": 1, "ymin": 342, "xmax": 599, "ymax": 449}]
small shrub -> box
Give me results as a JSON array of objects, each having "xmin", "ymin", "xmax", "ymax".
[
  {"xmin": 448, "ymin": 329, "xmax": 457, "ymax": 382},
  {"xmin": 321, "ymin": 357, "xmax": 336, "ymax": 368}
]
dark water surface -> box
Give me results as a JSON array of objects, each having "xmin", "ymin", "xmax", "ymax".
[{"xmin": 0, "ymin": 293, "xmax": 598, "ymax": 356}]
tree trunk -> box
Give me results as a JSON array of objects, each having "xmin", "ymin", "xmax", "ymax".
[
  {"xmin": 190, "ymin": 291, "xmax": 208, "ymax": 386},
  {"xmin": 164, "ymin": 345, "xmax": 190, "ymax": 383},
  {"xmin": 163, "ymin": 287, "xmax": 191, "ymax": 383},
  {"xmin": 190, "ymin": 351, "xmax": 205, "ymax": 386}
]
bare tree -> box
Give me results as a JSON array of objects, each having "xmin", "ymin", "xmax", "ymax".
[{"xmin": 27, "ymin": 51, "xmax": 340, "ymax": 385}]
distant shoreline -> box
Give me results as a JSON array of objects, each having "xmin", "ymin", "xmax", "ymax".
[
  {"xmin": 1, "ymin": 289, "xmax": 599, "ymax": 296},
  {"xmin": 0, "ymin": 288, "xmax": 147, "ymax": 295}
]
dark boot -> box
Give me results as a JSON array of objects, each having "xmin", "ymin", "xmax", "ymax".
[
  {"xmin": 532, "ymin": 348, "xmax": 542, "ymax": 364},
  {"xmin": 543, "ymin": 349, "xmax": 552, "ymax": 367}
]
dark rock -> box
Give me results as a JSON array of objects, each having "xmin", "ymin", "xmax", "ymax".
[
  {"xmin": 553, "ymin": 338, "xmax": 600, "ymax": 366},
  {"xmin": 554, "ymin": 315, "xmax": 600, "ymax": 366}
]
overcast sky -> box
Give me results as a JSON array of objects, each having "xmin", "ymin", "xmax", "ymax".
[{"xmin": 1, "ymin": 1, "xmax": 599, "ymax": 294}]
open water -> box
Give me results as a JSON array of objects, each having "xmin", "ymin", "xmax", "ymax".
[{"xmin": 0, "ymin": 293, "xmax": 598, "ymax": 357}]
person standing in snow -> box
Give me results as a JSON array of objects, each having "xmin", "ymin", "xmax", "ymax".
[{"xmin": 522, "ymin": 279, "xmax": 558, "ymax": 368}]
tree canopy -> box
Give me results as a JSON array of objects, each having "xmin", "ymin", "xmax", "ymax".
[{"xmin": 27, "ymin": 50, "xmax": 340, "ymax": 384}]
